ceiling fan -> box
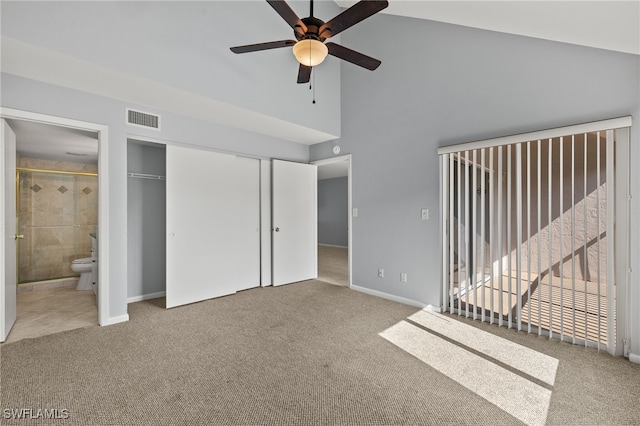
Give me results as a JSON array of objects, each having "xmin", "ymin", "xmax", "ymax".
[{"xmin": 230, "ymin": 0, "xmax": 389, "ymax": 84}]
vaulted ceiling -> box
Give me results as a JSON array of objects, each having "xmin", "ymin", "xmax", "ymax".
[
  {"xmin": 335, "ymin": 1, "xmax": 639, "ymax": 55},
  {"xmin": 6, "ymin": 1, "xmax": 639, "ymax": 164}
]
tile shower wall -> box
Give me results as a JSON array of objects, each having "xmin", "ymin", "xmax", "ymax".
[{"xmin": 17, "ymin": 157, "xmax": 98, "ymax": 283}]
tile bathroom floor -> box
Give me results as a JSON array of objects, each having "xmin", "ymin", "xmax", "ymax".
[{"xmin": 3, "ymin": 286, "xmax": 97, "ymax": 344}]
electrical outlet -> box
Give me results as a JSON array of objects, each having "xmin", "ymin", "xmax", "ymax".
[
  {"xmin": 401, "ymin": 273, "xmax": 408, "ymax": 283},
  {"xmin": 378, "ymin": 268, "xmax": 384, "ymax": 278},
  {"xmin": 421, "ymin": 208, "xmax": 429, "ymax": 220},
  {"xmin": 353, "ymin": 208, "xmax": 358, "ymax": 218}
]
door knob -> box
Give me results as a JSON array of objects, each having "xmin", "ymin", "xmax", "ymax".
[
  {"xmin": 275, "ymin": 227, "xmax": 280, "ymax": 232},
  {"xmin": 15, "ymin": 234, "xmax": 24, "ymax": 240}
]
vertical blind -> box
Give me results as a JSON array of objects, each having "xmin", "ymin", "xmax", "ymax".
[{"xmin": 439, "ymin": 118, "xmax": 631, "ymax": 355}]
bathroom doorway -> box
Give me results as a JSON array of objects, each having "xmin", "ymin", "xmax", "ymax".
[
  {"xmin": 1, "ymin": 116, "xmax": 102, "ymax": 343},
  {"xmin": 313, "ymin": 155, "xmax": 352, "ymax": 287}
]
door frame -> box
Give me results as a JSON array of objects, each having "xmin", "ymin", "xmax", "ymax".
[
  {"xmin": 1, "ymin": 118, "xmax": 17, "ymax": 340},
  {"xmin": 0, "ymin": 108, "xmax": 110, "ymax": 327},
  {"xmin": 312, "ymin": 154, "xmax": 353, "ymax": 287}
]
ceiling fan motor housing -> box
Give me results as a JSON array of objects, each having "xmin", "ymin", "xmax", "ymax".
[{"xmin": 297, "ymin": 16, "xmax": 327, "ymax": 41}]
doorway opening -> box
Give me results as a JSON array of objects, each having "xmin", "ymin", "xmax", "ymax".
[
  {"xmin": 1, "ymin": 108, "xmax": 109, "ymax": 343},
  {"xmin": 313, "ymin": 155, "xmax": 352, "ymax": 287},
  {"xmin": 439, "ymin": 118, "xmax": 631, "ymax": 355},
  {"xmin": 126, "ymin": 139, "xmax": 166, "ymax": 304},
  {"xmin": 6, "ymin": 121, "xmax": 98, "ymax": 343}
]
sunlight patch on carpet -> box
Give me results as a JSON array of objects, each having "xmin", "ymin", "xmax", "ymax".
[
  {"xmin": 408, "ymin": 310, "xmax": 559, "ymax": 386},
  {"xmin": 380, "ymin": 320, "xmax": 552, "ymax": 426}
]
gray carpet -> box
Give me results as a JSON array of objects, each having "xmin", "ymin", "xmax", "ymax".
[
  {"xmin": 1, "ymin": 280, "xmax": 639, "ymax": 425},
  {"xmin": 317, "ymin": 245, "xmax": 348, "ymax": 287}
]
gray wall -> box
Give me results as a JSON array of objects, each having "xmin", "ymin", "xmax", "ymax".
[
  {"xmin": 127, "ymin": 142, "xmax": 166, "ymax": 299},
  {"xmin": 310, "ymin": 14, "xmax": 640, "ymax": 317},
  {"xmin": 318, "ymin": 177, "xmax": 348, "ymax": 247}
]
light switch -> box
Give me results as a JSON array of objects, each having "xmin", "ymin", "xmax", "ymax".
[
  {"xmin": 421, "ymin": 208, "xmax": 429, "ymax": 220},
  {"xmin": 353, "ymin": 208, "xmax": 358, "ymax": 218}
]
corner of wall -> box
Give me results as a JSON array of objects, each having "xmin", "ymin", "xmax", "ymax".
[{"xmin": 102, "ymin": 314, "xmax": 129, "ymax": 326}]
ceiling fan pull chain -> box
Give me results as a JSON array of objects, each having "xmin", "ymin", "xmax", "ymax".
[
  {"xmin": 312, "ymin": 68, "xmax": 316, "ymax": 104},
  {"xmin": 309, "ymin": 46, "xmax": 314, "ymax": 103}
]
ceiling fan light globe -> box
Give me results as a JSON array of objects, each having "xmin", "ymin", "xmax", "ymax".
[{"xmin": 293, "ymin": 39, "xmax": 328, "ymax": 67}]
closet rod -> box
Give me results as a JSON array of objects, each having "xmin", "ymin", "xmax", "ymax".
[{"xmin": 127, "ymin": 172, "xmax": 166, "ymax": 180}]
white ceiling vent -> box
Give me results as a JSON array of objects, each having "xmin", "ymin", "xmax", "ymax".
[{"xmin": 126, "ymin": 108, "xmax": 160, "ymax": 130}]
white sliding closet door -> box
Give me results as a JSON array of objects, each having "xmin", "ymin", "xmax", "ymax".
[
  {"xmin": 166, "ymin": 146, "xmax": 260, "ymax": 308},
  {"xmin": 272, "ymin": 160, "xmax": 317, "ymax": 286}
]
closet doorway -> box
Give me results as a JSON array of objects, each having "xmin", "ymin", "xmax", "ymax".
[
  {"xmin": 127, "ymin": 139, "xmax": 262, "ymax": 308},
  {"xmin": 127, "ymin": 140, "xmax": 166, "ymax": 303},
  {"xmin": 313, "ymin": 155, "xmax": 352, "ymax": 287}
]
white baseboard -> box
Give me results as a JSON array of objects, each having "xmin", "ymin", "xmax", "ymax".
[
  {"xmin": 318, "ymin": 243, "xmax": 348, "ymax": 249},
  {"xmin": 102, "ymin": 314, "xmax": 129, "ymax": 326},
  {"xmin": 629, "ymin": 352, "xmax": 640, "ymax": 364},
  {"xmin": 350, "ymin": 284, "xmax": 427, "ymax": 309},
  {"xmin": 127, "ymin": 291, "xmax": 166, "ymax": 304},
  {"xmin": 424, "ymin": 304, "xmax": 442, "ymax": 313}
]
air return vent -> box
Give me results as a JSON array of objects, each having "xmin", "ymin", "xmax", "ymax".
[{"xmin": 126, "ymin": 108, "xmax": 160, "ymax": 130}]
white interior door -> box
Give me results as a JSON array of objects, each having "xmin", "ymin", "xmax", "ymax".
[
  {"xmin": 1, "ymin": 119, "xmax": 17, "ymax": 341},
  {"xmin": 272, "ymin": 159, "xmax": 317, "ymax": 286},
  {"xmin": 166, "ymin": 145, "xmax": 260, "ymax": 308}
]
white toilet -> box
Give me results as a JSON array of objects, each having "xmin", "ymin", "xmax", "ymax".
[{"xmin": 71, "ymin": 257, "xmax": 93, "ymax": 291}]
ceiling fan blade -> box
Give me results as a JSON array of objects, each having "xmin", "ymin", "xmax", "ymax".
[
  {"xmin": 266, "ymin": 0, "xmax": 307, "ymax": 37},
  {"xmin": 297, "ymin": 64, "xmax": 312, "ymax": 84},
  {"xmin": 326, "ymin": 42, "xmax": 381, "ymax": 71},
  {"xmin": 319, "ymin": 1, "xmax": 388, "ymax": 38},
  {"xmin": 230, "ymin": 40, "xmax": 296, "ymax": 54}
]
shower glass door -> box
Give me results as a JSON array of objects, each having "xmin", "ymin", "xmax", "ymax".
[{"xmin": 17, "ymin": 169, "xmax": 98, "ymax": 284}]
